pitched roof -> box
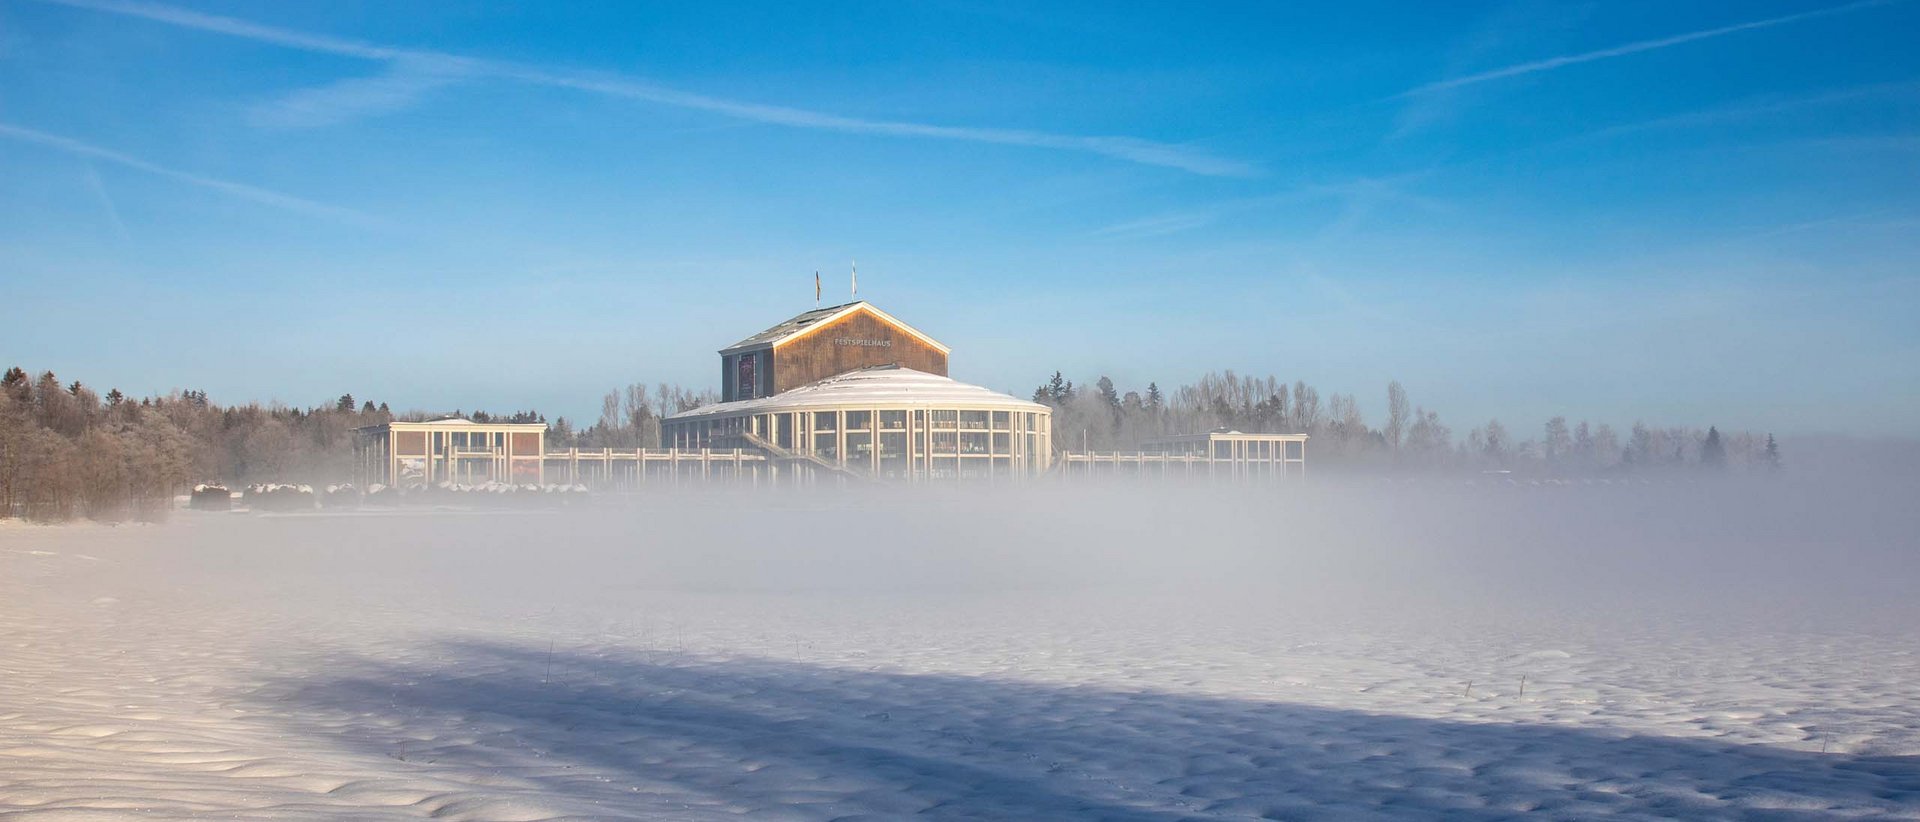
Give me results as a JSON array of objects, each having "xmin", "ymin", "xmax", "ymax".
[{"xmin": 719, "ymin": 301, "xmax": 949, "ymax": 355}]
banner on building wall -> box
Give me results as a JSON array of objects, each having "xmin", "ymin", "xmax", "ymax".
[{"xmin": 738, "ymin": 353, "xmax": 757, "ymax": 399}]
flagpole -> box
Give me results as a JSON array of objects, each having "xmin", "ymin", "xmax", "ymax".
[{"xmin": 851, "ymin": 259, "xmax": 858, "ymax": 299}]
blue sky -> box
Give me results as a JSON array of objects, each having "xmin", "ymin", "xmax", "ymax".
[{"xmin": 2, "ymin": 0, "xmax": 1916, "ymax": 436}]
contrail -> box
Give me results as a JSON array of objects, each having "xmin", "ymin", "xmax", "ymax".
[
  {"xmin": 1401, "ymin": 0, "xmax": 1900, "ymax": 97},
  {"xmin": 34, "ymin": 0, "xmax": 1256, "ymax": 177},
  {"xmin": 0, "ymin": 122, "xmax": 378, "ymax": 225}
]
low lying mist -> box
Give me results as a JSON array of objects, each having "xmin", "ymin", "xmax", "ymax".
[{"xmin": 141, "ymin": 466, "xmax": 1920, "ymax": 641}]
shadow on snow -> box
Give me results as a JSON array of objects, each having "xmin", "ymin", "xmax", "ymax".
[{"xmin": 257, "ymin": 640, "xmax": 1919, "ymax": 820}]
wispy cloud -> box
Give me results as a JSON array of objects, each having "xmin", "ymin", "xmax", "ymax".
[
  {"xmin": 1745, "ymin": 209, "xmax": 1912, "ymax": 239},
  {"xmin": 249, "ymin": 56, "xmax": 474, "ymax": 129},
  {"xmin": 1089, "ymin": 211, "xmax": 1219, "ymax": 240},
  {"xmin": 0, "ymin": 122, "xmax": 378, "ymax": 224},
  {"xmin": 36, "ymin": 0, "xmax": 1256, "ymax": 177},
  {"xmin": 45, "ymin": 0, "xmax": 407, "ymax": 60},
  {"xmin": 517, "ymin": 68, "xmax": 1257, "ymax": 176},
  {"xmin": 1089, "ymin": 172, "xmax": 1444, "ymax": 240},
  {"xmin": 1398, "ymin": 0, "xmax": 1901, "ymax": 98},
  {"xmin": 1575, "ymin": 79, "xmax": 1920, "ymax": 142},
  {"xmin": 79, "ymin": 162, "xmax": 131, "ymax": 241}
]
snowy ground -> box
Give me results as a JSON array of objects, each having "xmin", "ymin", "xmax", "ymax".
[{"xmin": 2, "ymin": 481, "xmax": 1917, "ymax": 820}]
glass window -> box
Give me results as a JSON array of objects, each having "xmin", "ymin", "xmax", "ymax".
[
  {"xmin": 931, "ymin": 410, "xmax": 957, "ymax": 428},
  {"xmin": 879, "ymin": 410, "xmax": 907, "ymax": 430},
  {"xmin": 777, "ymin": 414, "xmax": 794, "ymax": 448},
  {"xmin": 991, "ymin": 411, "xmax": 1010, "ymax": 429},
  {"xmin": 992, "ymin": 432, "xmax": 1010, "ymax": 454},
  {"xmin": 931, "ymin": 456, "xmax": 958, "ymax": 479},
  {"xmin": 452, "ymin": 432, "xmax": 468, "ymax": 448},
  {"xmin": 814, "ymin": 411, "xmax": 837, "ymax": 431},
  {"xmin": 912, "ymin": 409, "xmax": 925, "ymax": 427},
  {"xmin": 878, "ymin": 442, "xmax": 909, "ymax": 479},
  {"xmin": 932, "ymin": 431, "xmax": 958, "ymax": 453},
  {"xmin": 846, "ymin": 432, "xmax": 872, "ymax": 465},
  {"xmin": 960, "ymin": 410, "xmax": 989, "ymax": 429},
  {"xmin": 1215, "ymin": 440, "xmax": 1233, "ymax": 459},
  {"xmin": 845, "ymin": 410, "xmax": 871, "ymax": 430},
  {"xmin": 813, "ymin": 432, "xmax": 838, "ymax": 459},
  {"xmin": 961, "ymin": 432, "xmax": 989, "ymax": 455}
]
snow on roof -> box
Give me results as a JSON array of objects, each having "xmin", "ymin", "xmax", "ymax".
[
  {"xmin": 719, "ymin": 301, "xmax": 949, "ymax": 355},
  {"xmin": 354, "ymin": 417, "xmax": 548, "ymax": 432},
  {"xmin": 1145, "ymin": 430, "xmax": 1310, "ymax": 442},
  {"xmin": 664, "ymin": 365, "xmax": 1045, "ymax": 420}
]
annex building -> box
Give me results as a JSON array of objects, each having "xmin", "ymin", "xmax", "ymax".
[{"xmin": 352, "ymin": 418, "xmax": 549, "ymax": 487}]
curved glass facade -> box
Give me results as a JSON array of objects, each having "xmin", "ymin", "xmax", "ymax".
[{"xmin": 664, "ymin": 402, "xmax": 1051, "ymax": 482}]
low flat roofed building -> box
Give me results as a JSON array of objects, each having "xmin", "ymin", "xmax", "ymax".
[
  {"xmin": 1143, "ymin": 430, "xmax": 1308, "ymax": 478},
  {"xmin": 663, "ymin": 365, "xmax": 1051, "ymax": 482},
  {"xmin": 354, "ymin": 418, "xmax": 547, "ymax": 488}
]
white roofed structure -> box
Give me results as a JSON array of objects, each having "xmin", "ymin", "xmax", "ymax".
[
  {"xmin": 670, "ymin": 365, "xmax": 1043, "ymax": 419},
  {"xmin": 663, "ymin": 365, "xmax": 1051, "ymax": 482}
]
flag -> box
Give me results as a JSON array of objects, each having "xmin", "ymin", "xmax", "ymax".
[
  {"xmin": 814, "ymin": 271, "xmax": 821, "ymax": 304},
  {"xmin": 851, "ymin": 260, "xmax": 858, "ymax": 298}
]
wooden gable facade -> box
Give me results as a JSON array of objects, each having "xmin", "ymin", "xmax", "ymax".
[{"xmin": 720, "ymin": 302, "xmax": 950, "ymax": 402}]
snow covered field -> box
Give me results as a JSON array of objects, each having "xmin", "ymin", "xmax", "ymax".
[{"xmin": 2, "ymin": 480, "xmax": 1917, "ymax": 819}]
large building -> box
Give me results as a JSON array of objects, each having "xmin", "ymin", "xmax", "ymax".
[
  {"xmin": 350, "ymin": 300, "xmax": 1306, "ymax": 491},
  {"xmin": 665, "ymin": 302, "xmax": 1052, "ymax": 481}
]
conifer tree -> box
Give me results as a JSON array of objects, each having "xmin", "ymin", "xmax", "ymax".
[{"xmin": 1701, "ymin": 426, "xmax": 1727, "ymax": 470}]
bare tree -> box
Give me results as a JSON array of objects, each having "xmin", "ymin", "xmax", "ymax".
[{"xmin": 1385, "ymin": 381, "xmax": 1409, "ymax": 453}]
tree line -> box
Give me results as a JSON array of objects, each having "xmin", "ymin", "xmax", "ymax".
[
  {"xmin": 1031, "ymin": 370, "xmax": 1781, "ymax": 474},
  {"xmin": 547, "ymin": 383, "xmax": 718, "ymax": 451},
  {"xmin": 0, "ymin": 366, "xmax": 717, "ymax": 522},
  {"xmin": 0, "ymin": 368, "xmax": 413, "ymax": 521},
  {"xmin": 1, "ymin": 362, "xmax": 1780, "ymax": 522}
]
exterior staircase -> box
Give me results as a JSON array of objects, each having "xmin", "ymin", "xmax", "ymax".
[{"xmin": 738, "ymin": 431, "xmax": 877, "ymax": 484}]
